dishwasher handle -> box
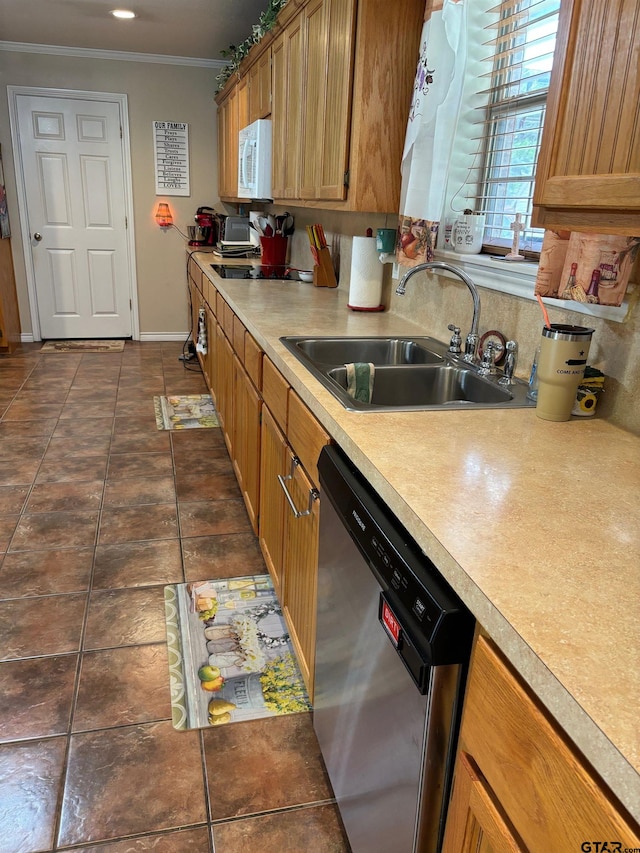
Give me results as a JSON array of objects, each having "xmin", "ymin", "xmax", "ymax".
[
  {"xmin": 278, "ymin": 457, "xmax": 319, "ymax": 519},
  {"xmin": 379, "ymin": 592, "xmax": 431, "ymax": 694}
]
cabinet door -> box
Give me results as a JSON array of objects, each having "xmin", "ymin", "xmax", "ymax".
[
  {"xmin": 259, "ymin": 406, "xmax": 288, "ymax": 600},
  {"xmin": 272, "ymin": 11, "xmax": 304, "ymax": 199},
  {"xmin": 271, "ymin": 33, "xmax": 287, "ymax": 198},
  {"xmin": 203, "ymin": 307, "xmax": 215, "ymax": 394},
  {"xmin": 189, "ymin": 281, "xmax": 200, "ymax": 353},
  {"xmin": 209, "ymin": 318, "xmax": 220, "ymax": 404},
  {"xmin": 215, "ymin": 324, "xmax": 235, "ymax": 454},
  {"xmin": 218, "ymin": 87, "xmax": 240, "ymax": 198},
  {"xmin": 442, "ymin": 752, "xmax": 525, "ymax": 853},
  {"xmin": 299, "ymin": 0, "xmax": 327, "ymax": 199},
  {"xmin": 300, "ymin": 0, "xmax": 355, "ymax": 201},
  {"xmin": 281, "ymin": 454, "xmax": 320, "ymax": 699},
  {"xmin": 237, "ymin": 74, "xmax": 249, "ymax": 132},
  {"xmin": 217, "ymin": 96, "xmax": 228, "ymax": 198},
  {"xmin": 249, "ymin": 48, "xmax": 272, "ymax": 122},
  {"xmin": 232, "ymin": 356, "xmax": 262, "ymax": 534},
  {"xmin": 449, "ymin": 637, "xmax": 640, "ymax": 852},
  {"xmin": 532, "ymin": 0, "xmax": 640, "ymax": 233},
  {"xmin": 317, "ymin": 0, "xmax": 356, "ymax": 199}
]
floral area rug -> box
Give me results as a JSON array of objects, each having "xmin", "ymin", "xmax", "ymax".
[
  {"xmin": 40, "ymin": 339, "xmax": 125, "ymax": 353},
  {"xmin": 164, "ymin": 575, "xmax": 311, "ymax": 730},
  {"xmin": 153, "ymin": 394, "xmax": 219, "ymax": 430}
]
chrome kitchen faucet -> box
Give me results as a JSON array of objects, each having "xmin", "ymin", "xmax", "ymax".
[{"xmin": 396, "ymin": 261, "xmax": 481, "ymax": 364}]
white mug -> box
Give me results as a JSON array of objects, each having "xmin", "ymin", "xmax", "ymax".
[{"xmin": 453, "ymin": 214, "xmax": 486, "ymax": 255}]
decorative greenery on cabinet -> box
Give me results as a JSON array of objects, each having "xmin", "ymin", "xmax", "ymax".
[{"xmin": 216, "ymin": 0, "xmax": 289, "ymax": 91}]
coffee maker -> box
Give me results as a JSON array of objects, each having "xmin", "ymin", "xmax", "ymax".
[{"xmin": 188, "ymin": 207, "xmax": 219, "ymax": 247}]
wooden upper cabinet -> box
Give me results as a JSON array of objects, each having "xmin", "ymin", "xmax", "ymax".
[
  {"xmin": 237, "ymin": 73, "xmax": 249, "ymax": 132},
  {"xmin": 217, "ymin": 0, "xmax": 423, "ymax": 210},
  {"xmin": 532, "ymin": 0, "xmax": 640, "ymax": 234},
  {"xmin": 217, "ymin": 87, "xmax": 240, "ymax": 199},
  {"xmin": 300, "ymin": 0, "xmax": 356, "ymax": 201},
  {"xmin": 248, "ymin": 47, "xmax": 272, "ymax": 122},
  {"xmin": 271, "ymin": 12, "xmax": 305, "ymax": 199}
]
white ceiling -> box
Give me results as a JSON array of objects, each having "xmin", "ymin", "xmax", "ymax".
[{"xmin": 0, "ymin": 0, "xmax": 273, "ymax": 62}]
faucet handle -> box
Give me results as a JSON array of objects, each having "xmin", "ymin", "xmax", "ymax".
[
  {"xmin": 498, "ymin": 340, "xmax": 518, "ymax": 386},
  {"xmin": 463, "ymin": 333, "xmax": 479, "ymax": 364},
  {"xmin": 478, "ymin": 341, "xmax": 499, "ymax": 375},
  {"xmin": 447, "ymin": 324, "xmax": 462, "ymax": 354}
]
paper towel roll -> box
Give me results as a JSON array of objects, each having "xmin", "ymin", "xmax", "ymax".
[
  {"xmin": 349, "ymin": 237, "xmax": 383, "ymax": 309},
  {"xmin": 248, "ymin": 211, "xmax": 263, "ymax": 247}
]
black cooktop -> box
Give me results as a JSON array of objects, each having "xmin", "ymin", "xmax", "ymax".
[{"xmin": 211, "ymin": 264, "xmax": 302, "ymax": 281}]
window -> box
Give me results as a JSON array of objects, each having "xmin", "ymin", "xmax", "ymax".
[{"xmin": 475, "ymin": 0, "xmax": 560, "ymax": 255}]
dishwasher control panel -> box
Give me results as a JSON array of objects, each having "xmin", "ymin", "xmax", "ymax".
[{"xmin": 379, "ymin": 593, "xmax": 431, "ymax": 692}]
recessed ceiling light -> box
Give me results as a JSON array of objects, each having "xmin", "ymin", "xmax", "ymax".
[{"xmin": 111, "ymin": 9, "xmax": 136, "ymax": 19}]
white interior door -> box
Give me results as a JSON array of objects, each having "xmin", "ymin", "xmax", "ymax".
[{"xmin": 16, "ymin": 93, "xmax": 132, "ymax": 339}]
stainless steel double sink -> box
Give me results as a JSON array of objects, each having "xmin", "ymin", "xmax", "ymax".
[{"xmin": 280, "ymin": 335, "xmax": 535, "ymax": 412}]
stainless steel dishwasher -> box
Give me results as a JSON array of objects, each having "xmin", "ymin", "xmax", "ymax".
[{"xmin": 314, "ymin": 446, "xmax": 475, "ymax": 853}]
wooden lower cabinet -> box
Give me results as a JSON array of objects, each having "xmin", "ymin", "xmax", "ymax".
[
  {"xmin": 215, "ymin": 324, "xmax": 235, "ymax": 454},
  {"xmin": 280, "ymin": 453, "xmax": 320, "ymax": 699},
  {"xmin": 232, "ymin": 354, "xmax": 262, "ymax": 534},
  {"xmin": 259, "ymin": 406, "xmax": 288, "ymax": 601},
  {"xmin": 443, "ymin": 752, "xmax": 526, "ymax": 853},
  {"xmin": 187, "ymin": 264, "xmax": 331, "ymax": 701},
  {"xmin": 258, "ymin": 390, "xmax": 330, "ymax": 700},
  {"xmin": 442, "ymin": 637, "xmax": 640, "ymax": 852}
]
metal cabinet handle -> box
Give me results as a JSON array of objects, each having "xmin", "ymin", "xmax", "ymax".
[
  {"xmin": 277, "ymin": 457, "xmax": 318, "ymax": 519},
  {"xmin": 33, "ymin": 232, "xmax": 43, "ymax": 241}
]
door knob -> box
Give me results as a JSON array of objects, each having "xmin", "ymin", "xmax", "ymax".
[{"xmin": 33, "ymin": 232, "xmax": 43, "ymax": 241}]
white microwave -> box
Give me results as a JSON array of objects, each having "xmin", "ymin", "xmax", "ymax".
[{"xmin": 238, "ymin": 118, "xmax": 272, "ymax": 199}]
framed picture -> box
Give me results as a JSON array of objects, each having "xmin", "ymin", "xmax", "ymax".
[{"xmin": 0, "ymin": 144, "xmax": 10, "ymax": 239}]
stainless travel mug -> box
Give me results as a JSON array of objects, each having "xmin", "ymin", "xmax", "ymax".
[{"xmin": 535, "ymin": 324, "xmax": 595, "ymax": 421}]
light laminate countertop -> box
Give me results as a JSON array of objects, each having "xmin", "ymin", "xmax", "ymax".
[{"xmin": 195, "ymin": 254, "xmax": 640, "ymax": 823}]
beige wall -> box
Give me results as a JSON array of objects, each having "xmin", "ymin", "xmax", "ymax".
[{"xmin": 0, "ymin": 49, "xmax": 219, "ymax": 338}]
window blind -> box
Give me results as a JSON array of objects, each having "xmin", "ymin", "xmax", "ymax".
[{"xmin": 472, "ymin": 0, "xmax": 560, "ymax": 254}]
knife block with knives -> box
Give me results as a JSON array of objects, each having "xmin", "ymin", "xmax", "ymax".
[{"xmin": 307, "ymin": 224, "xmax": 337, "ymax": 288}]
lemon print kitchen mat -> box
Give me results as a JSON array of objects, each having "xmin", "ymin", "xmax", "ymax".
[
  {"xmin": 154, "ymin": 394, "xmax": 219, "ymax": 430},
  {"xmin": 164, "ymin": 575, "xmax": 311, "ymax": 730}
]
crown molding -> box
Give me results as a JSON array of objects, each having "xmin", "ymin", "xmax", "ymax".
[{"xmin": 0, "ymin": 40, "xmax": 227, "ymax": 68}]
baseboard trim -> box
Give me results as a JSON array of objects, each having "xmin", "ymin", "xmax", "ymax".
[
  {"xmin": 20, "ymin": 333, "xmax": 188, "ymax": 343},
  {"xmin": 139, "ymin": 333, "xmax": 189, "ymax": 342}
]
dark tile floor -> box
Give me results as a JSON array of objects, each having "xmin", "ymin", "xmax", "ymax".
[{"xmin": 0, "ymin": 341, "xmax": 349, "ymax": 853}]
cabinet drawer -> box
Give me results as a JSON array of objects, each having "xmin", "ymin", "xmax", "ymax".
[
  {"xmin": 233, "ymin": 315, "xmax": 246, "ymax": 363},
  {"xmin": 206, "ymin": 279, "xmax": 217, "ymax": 312},
  {"xmin": 459, "ymin": 637, "xmax": 640, "ymax": 851},
  {"xmin": 216, "ymin": 292, "xmax": 226, "ymax": 327},
  {"xmin": 244, "ymin": 333, "xmax": 263, "ymax": 391},
  {"xmin": 262, "ymin": 357, "xmax": 289, "ymax": 432},
  {"xmin": 223, "ymin": 301, "xmax": 235, "ymax": 340},
  {"xmin": 287, "ymin": 391, "xmax": 330, "ymax": 487},
  {"xmin": 187, "ymin": 254, "xmax": 199, "ymax": 284}
]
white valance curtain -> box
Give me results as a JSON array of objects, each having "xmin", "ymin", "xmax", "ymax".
[{"xmin": 398, "ymin": 0, "xmax": 468, "ymax": 266}]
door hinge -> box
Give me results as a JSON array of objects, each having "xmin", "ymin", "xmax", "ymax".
[
  {"xmin": 125, "ymin": 216, "xmax": 128, "ymax": 229},
  {"xmin": 344, "ymin": 170, "xmax": 350, "ymax": 188},
  {"xmin": 120, "ymin": 126, "xmax": 123, "ymax": 139},
  {"xmin": 129, "ymin": 299, "xmax": 132, "ymax": 310}
]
